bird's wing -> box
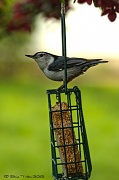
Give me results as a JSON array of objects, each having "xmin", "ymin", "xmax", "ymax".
[{"xmin": 48, "ymin": 56, "xmax": 88, "ymax": 71}]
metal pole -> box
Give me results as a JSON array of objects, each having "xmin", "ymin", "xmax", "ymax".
[{"xmin": 61, "ymin": 1, "xmax": 67, "ymax": 93}]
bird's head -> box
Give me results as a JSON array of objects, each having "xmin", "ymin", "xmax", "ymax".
[{"xmin": 25, "ymin": 52, "xmax": 54, "ymax": 70}]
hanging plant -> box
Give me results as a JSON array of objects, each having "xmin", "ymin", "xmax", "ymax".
[
  {"xmin": 76, "ymin": 0, "xmax": 119, "ymax": 22},
  {"xmin": 0, "ymin": 0, "xmax": 119, "ymax": 36}
]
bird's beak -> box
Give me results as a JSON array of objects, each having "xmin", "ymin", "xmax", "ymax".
[{"xmin": 25, "ymin": 54, "xmax": 34, "ymax": 59}]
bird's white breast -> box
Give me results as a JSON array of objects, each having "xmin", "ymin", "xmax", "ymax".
[{"xmin": 43, "ymin": 68, "xmax": 63, "ymax": 81}]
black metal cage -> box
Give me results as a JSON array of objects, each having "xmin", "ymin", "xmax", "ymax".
[{"xmin": 47, "ymin": 86, "xmax": 92, "ymax": 180}]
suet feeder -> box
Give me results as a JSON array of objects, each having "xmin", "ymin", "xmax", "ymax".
[{"xmin": 46, "ymin": 1, "xmax": 92, "ymax": 180}]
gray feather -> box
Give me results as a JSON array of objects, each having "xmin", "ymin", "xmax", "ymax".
[{"xmin": 48, "ymin": 56, "xmax": 108, "ymax": 72}]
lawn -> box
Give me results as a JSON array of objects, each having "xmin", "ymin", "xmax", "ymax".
[{"xmin": 0, "ymin": 77, "xmax": 119, "ymax": 180}]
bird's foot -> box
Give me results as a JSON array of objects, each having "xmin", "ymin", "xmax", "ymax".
[{"xmin": 57, "ymin": 84, "xmax": 65, "ymax": 91}]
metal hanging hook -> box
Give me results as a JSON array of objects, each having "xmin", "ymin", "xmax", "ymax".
[
  {"xmin": 46, "ymin": 2, "xmax": 92, "ymax": 180},
  {"xmin": 61, "ymin": 1, "xmax": 67, "ymax": 93}
]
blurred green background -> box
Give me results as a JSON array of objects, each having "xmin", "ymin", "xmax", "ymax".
[
  {"xmin": 0, "ymin": 39, "xmax": 119, "ymax": 180},
  {"xmin": 0, "ymin": 1, "xmax": 119, "ymax": 180}
]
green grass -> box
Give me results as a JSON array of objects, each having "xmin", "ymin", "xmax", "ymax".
[{"xmin": 0, "ymin": 77, "xmax": 119, "ymax": 180}]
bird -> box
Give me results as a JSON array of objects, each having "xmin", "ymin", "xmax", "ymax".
[{"xmin": 25, "ymin": 52, "xmax": 108, "ymax": 90}]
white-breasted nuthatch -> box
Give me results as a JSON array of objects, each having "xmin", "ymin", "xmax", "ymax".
[{"xmin": 25, "ymin": 52, "xmax": 108, "ymax": 89}]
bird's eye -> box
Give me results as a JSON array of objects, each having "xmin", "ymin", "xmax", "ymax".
[{"xmin": 39, "ymin": 53, "xmax": 44, "ymax": 57}]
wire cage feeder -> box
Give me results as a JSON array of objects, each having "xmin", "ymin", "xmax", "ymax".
[
  {"xmin": 46, "ymin": 2, "xmax": 92, "ymax": 180},
  {"xmin": 47, "ymin": 87, "xmax": 92, "ymax": 180}
]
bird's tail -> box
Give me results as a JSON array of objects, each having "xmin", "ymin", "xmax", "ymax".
[
  {"xmin": 89, "ymin": 59, "xmax": 108, "ymax": 65},
  {"xmin": 82, "ymin": 59, "xmax": 108, "ymax": 72}
]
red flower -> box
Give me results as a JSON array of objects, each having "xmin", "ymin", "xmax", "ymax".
[
  {"xmin": 7, "ymin": 19, "xmax": 31, "ymax": 32},
  {"xmin": 78, "ymin": 0, "xmax": 92, "ymax": 5},
  {"xmin": 101, "ymin": 8, "xmax": 111, "ymax": 16},
  {"xmin": 95, "ymin": 0, "xmax": 119, "ymax": 22},
  {"xmin": 108, "ymin": 10, "xmax": 117, "ymax": 21}
]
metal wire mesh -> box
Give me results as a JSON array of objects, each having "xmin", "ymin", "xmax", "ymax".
[{"xmin": 47, "ymin": 86, "xmax": 92, "ymax": 180}]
